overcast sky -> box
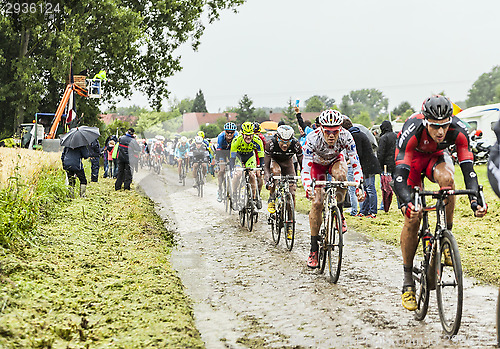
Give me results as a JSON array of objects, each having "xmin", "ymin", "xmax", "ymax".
[{"xmin": 118, "ymin": 0, "xmax": 500, "ymax": 113}]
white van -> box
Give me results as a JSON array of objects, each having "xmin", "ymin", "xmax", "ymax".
[{"xmin": 456, "ymin": 103, "xmax": 500, "ymax": 144}]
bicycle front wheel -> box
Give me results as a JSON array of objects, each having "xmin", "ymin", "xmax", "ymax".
[
  {"xmin": 326, "ymin": 205, "xmax": 343, "ymax": 283},
  {"xmin": 284, "ymin": 193, "xmax": 295, "ymax": 251},
  {"xmin": 435, "ymin": 229, "xmax": 463, "ymax": 336},
  {"xmin": 246, "ymin": 183, "xmax": 254, "ymax": 232},
  {"xmin": 413, "ymin": 263, "xmax": 430, "ymax": 321}
]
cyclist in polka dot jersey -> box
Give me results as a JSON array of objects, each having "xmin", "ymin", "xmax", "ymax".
[{"xmin": 301, "ymin": 110, "xmax": 365, "ymax": 268}]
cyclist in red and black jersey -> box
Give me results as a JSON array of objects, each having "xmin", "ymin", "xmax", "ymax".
[{"xmin": 394, "ymin": 95, "xmax": 487, "ymax": 311}]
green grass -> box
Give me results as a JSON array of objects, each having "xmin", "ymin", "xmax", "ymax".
[
  {"xmin": 287, "ymin": 165, "xmax": 500, "ymax": 286},
  {"xmin": 0, "ymin": 177, "xmax": 204, "ymax": 348}
]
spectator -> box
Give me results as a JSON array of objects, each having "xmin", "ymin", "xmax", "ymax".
[
  {"xmin": 105, "ymin": 140, "xmax": 116, "ymax": 178},
  {"xmin": 115, "ymin": 128, "xmax": 141, "ymax": 190},
  {"xmin": 61, "ymin": 145, "xmax": 90, "ymax": 198},
  {"xmin": 87, "ymin": 139, "xmax": 101, "ymax": 182},
  {"xmin": 377, "ymin": 120, "xmax": 398, "ymax": 210},
  {"xmin": 342, "ymin": 117, "xmax": 381, "ymax": 218}
]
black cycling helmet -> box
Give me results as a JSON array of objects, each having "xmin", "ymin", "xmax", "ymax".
[{"xmin": 421, "ymin": 95, "xmax": 453, "ymax": 120}]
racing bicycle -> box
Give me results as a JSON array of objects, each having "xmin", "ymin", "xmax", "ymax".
[
  {"xmin": 312, "ymin": 179, "xmax": 359, "ymax": 284},
  {"xmin": 268, "ymin": 175, "xmax": 301, "ymax": 251},
  {"xmin": 193, "ymin": 159, "xmax": 207, "ymax": 197},
  {"xmin": 179, "ymin": 157, "xmax": 189, "ymax": 186},
  {"xmin": 235, "ymin": 167, "xmax": 259, "ymax": 232},
  {"xmin": 412, "ymin": 185, "xmax": 486, "ymax": 336},
  {"xmin": 219, "ymin": 162, "xmax": 233, "ymax": 214}
]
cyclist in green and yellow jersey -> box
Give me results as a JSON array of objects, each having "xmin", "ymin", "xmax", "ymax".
[{"xmin": 230, "ymin": 122, "xmax": 265, "ymax": 210}]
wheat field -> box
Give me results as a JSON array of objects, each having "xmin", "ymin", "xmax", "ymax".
[{"xmin": 0, "ymin": 148, "xmax": 62, "ymax": 189}]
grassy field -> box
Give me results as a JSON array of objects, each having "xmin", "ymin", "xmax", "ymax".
[
  {"xmin": 0, "ymin": 150, "xmax": 204, "ymax": 348},
  {"xmin": 286, "ymin": 165, "xmax": 500, "ymax": 286}
]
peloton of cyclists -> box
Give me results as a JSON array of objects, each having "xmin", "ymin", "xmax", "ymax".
[
  {"xmin": 301, "ymin": 109, "xmax": 365, "ymax": 268},
  {"xmin": 393, "ymin": 95, "xmax": 487, "ymax": 311},
  {"xmin": 174, "ymin": 136, "xmax": 190, "ymax": 183},
  {"xmin": 230, "ymin": 121, "xmax": 265, "ymax": 211},
  {"xmin": 216, "ymin": 122, "xmax": 238, "ymax": 202}
]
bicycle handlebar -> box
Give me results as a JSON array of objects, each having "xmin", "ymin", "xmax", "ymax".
[{"xmin": 272, "ymin": 175, "xmax": 301, "ymax": 180}]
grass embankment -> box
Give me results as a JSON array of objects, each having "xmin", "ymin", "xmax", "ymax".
[
  {"xmin": 286, "ymin": 165, "xmax": 500, "ymax": 286},
  {"xmin": 0, "ymin": 149, "xmax": 203, "ymax": 348}
]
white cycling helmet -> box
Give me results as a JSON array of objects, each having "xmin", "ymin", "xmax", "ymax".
[
  {"xmin": 194, "ymin": 135, "xmax": 204, "ymax": 144},
  {"xmin": 276, "ymin": 125, "xmax": 294, "ymax": 141},
  {"xmin": 318, "ymin": 109, "xmax": 343, "ymax": 127},
  {"xmin": 180, "ymin": 136, "xmax": 187, "ymax": 143}
]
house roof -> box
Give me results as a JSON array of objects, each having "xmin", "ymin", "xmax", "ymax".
[
  {"xmin": 182, "ymin": 112, "xmax": 237, "ymax": 132},
  {"xmin": 100, "ymin": 113, "xmax": 138, "ymax": 125}
]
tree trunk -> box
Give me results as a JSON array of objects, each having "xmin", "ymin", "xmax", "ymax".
[{"xmin": 13, "ymin": 27, "xmax": 30, "ymax": 135}]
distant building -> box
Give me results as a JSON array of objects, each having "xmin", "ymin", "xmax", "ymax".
[
  {"xmin": 100, "ymin": 113, "xmax": 138, "ymax": 125},
  {"xmin": 182, "ymin": 112, "xmax": 237, "ymax": 132}
]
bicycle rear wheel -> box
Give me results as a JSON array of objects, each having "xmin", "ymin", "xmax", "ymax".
[
  {"xmin": 284, "ymin": 193, "xmax": 295, "ymax": 251},
  {"xmin": 435, "ymin": 229, "xmax": 463, "ymax": 336},
  {"xmin": 326, "ymin": 205, "xmax": 343, "ymax": 283}
]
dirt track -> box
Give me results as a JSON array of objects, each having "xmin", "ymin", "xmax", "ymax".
[{"xmin": 135, "ymin": 167, "xmax": 498, "ymax": 348}]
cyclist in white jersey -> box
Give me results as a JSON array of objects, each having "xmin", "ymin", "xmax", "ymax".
[{"xmin": 301, "ymin": 110, "xmax": 365, "ymax": 268}]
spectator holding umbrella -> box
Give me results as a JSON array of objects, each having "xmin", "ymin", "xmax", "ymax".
[
  {"xmin": 377, "ymin": 120, "xmax": 398, "ymax": 211},
  {"xmin": 115, "ymin": 128, "xmax": 141, "ymax": 190},
  {"xmin": 60, "ymin": 126, "xmax": 100, "ymax": 198}
]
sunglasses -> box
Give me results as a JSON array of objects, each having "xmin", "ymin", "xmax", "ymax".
[
  {"xmin": 225, "ymin": 131, "xmax": 235, "ymax": 134},
  {"xmin": 278, "ymin": 138, "xmax": 291, "ymax": 144},
  {"xmin": 323, "ymin": 129, "xmax": 340, "ymax": 136},
  {"xmin": 426, "ymin": 120, "xmax": 452, "ymax": 130}
]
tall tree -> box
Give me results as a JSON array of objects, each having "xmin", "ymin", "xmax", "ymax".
[
  {"xmin": 392, "ymin": 101, "xmax": 415, "ymax": 117},
  {"xmin": 0, "ymin": 0, "xmax": 244, "ymax": 138},
  {"xmin": 466, "ymin": 66, "xmax": 500, "ymax": 107},
  {"xmin": 304, "ymin": 95, "xmax": 325, "ymax": 112},
  {"xmin": 235, "ymin": 94, "xmax": 255, "ymax": 124},
  {"xmin": 282, "ymin": 98, "xmax": 298, "ymax": 132},
  {"xmin": 192, "ymin": 89, "xmax": 208, "ymax": 112},
  {"xmin": 340, "ymin": 88, "xmax": 388, "ymax": 120}
]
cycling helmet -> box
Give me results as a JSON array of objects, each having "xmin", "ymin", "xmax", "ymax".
[
  {"xmin": 318, "ymin": 109, "xmax": 343, "ymax": 127},
  {"xmin": 197, "ymin": 131, "xmax": 205, "ymax": 138},
  {"xmin": 276, "ymin": 125, "xmax": 294, "ymax": 141},
  {"xmin": 180, "ymin": 136, "xmax": 187, "ymax": 143},
  {"xmin": 241, "ymin": 122, "xmax": 254, "ymax": 135},
  {"xmin": 421, "ymin": 95, "xmax": 453, "ymax": 120},
  {"xmin": 253, "ymin": 122, "xmax": 261, "ymax": 133},
  {"xmin": 194, "ymin": 136, "xmax": 203, "ymax": 144},
  {"xmin": 224, "ymin": 122, "xmax": 237, "ymax": 131}
]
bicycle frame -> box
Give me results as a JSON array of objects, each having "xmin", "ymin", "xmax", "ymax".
[
  {"xmin": 312, "ymin": 179, "xmax": 359, "ymax": 283},
  {"xmin": 269, "ymin": 175, "xmax": 300, "ymax": 249},
  {"xmin": 413, "ymin": 185, "xmax": 486, "ymax": 336}
]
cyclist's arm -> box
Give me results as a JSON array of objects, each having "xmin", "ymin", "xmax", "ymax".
[
  {"xmin": 263, "ymin": 142, "xmax": 272, "ymax": 180},
  {"xmin": 254, "ymin": 136, "xmax": 265, "ymax": 167},
  {"xmin": 455, "ymin": 131, "xmax": 482, "ymax": 207},
  {"xmin": 394, "ymin": 132, "xmax": 418, "ymax": 208}
]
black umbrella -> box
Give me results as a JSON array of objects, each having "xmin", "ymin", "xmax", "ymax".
[{"xmin": 60, "ymin": 126, "xmax": 100, "ymax": 149}]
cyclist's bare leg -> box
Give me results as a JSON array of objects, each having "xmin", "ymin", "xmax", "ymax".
[
  {"xmin": 330, "ymin": 159, "xmax": 348, "ymax": 202},
  {"xmin": 433, "ymin": 161, "xmax": 456, "ymax": 229},
  {"xmin": 202, "ymin": 163, "xmax": 208, "ymax": 177},
  {"xmin": 269, "ymin": 161, "xmax": 282, "ymax": 200},
  {"xmin": 309, "ymin": 187, "xmax": 325, "ymax": 237},
  {"xmin": 176, "ymin": 158, "xmax": 182, "ymax": 175},
  {"xmin": 250, "ymin": 172, "xmax": 258, "ymax": 200},
  {"xmin": 218, "ymin": 162, "xmax": 226, "ymax": 191},
  {"xmin": 192, "ymin": 163, "xmax": 199, "ymax": 179},
  {"xmin": 401, "ymin": 208, "xmax": 421, "ymax": 287},
  {"xmin": 232, "ymin": 170, "xmax": 242, "ymax": 197},
  {"xmin": 256, "ymin": 170, "xmax": 263, "ymax": 195}
]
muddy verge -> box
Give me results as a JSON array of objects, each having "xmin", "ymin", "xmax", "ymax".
[{"xmin": 136, "ymin": 168, "xmax": 498, "ymax": 349}]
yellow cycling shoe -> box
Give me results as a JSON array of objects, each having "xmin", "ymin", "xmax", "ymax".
[
  {"xmin": 443, "ymin": 244, "xmax": 453, "ymax": 266},
  {"xmin": 401, "ymin": 285, "xmax": 417, "ymax": 311},
  {"xmin": 267, "ymin": 201, "xmax": 276, "ymax": 214}
]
